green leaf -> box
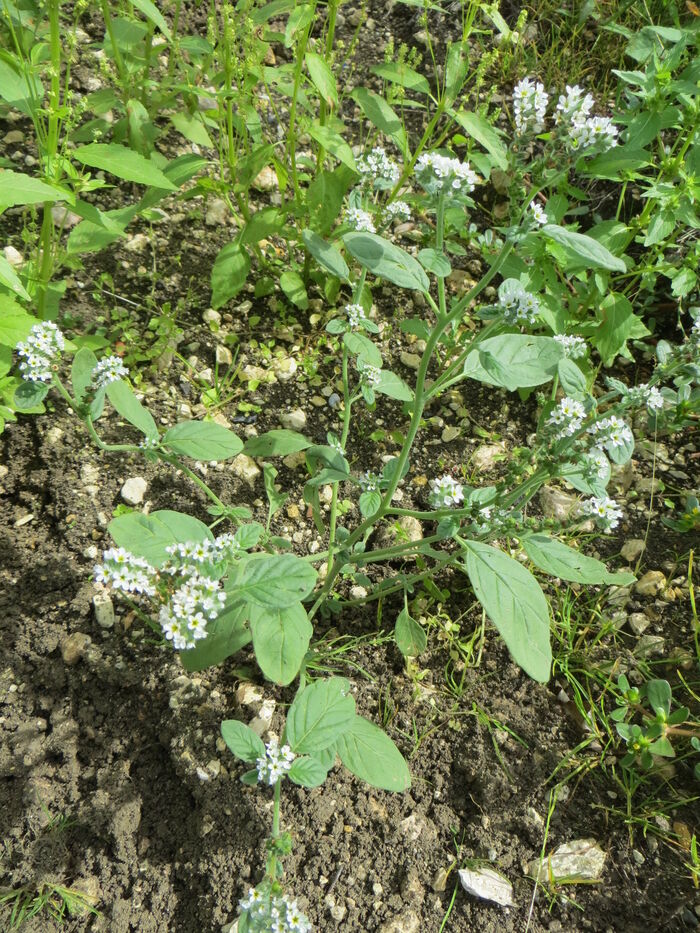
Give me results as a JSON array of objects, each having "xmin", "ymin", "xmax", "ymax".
[
  {"xmin": 417, "ymin": 248, "xmax": 451, "ymax": 278},
  {"xmin": 240, "ymin": 207, "xmax": 284, "ymax": 245},
  {"xmin": 301, "ymin": 229, "xmax": 349, "ymax": 281},
  {"xmin": 370, "ymin": 62, "xmax": 430, "ymax": 95},
  {"xmin": 463, "ymin": 335, "xmax": 562, "ymax": 391},
  {"xmin": 521, "ymin": 534, "xmax": 635, "ymax": 585},
  {"xmin": 225, "ymin": 554, "xmax": 317, "ymax": 608},
  {"xmin": 543, "ymin": 224, "xmax": 626, "ymax": 272},
  {"xmin": 14, "ymin": 380, "xmax": 49, "ymax": 410},
  {"xmin": 279, "ymin": 270, "xmax": 308, "ymax": 309},
  {"xmin": 106, "ymin": 379, "xmax": 158, "ymax": 438},
  {"xmin": 582, "ymin": 146, "xmax": 651, "ymax": 180},
  {"xmin": 0, "ymin": 169, "xmax": 68, "ymax": 207},
  {"xmin": 452, "ymin": 110, "xmax": 508, "ymax": 170},
  {"xmin": 344, "ymin": 232, "xmax": 429, "ymax": 292},
  {"xmin": 288, "ymin": 755, "xmax": 330, "ymax": 788},
  {"xmin": 249, "ymin": 601, "xmax": 312, "ymax": 685},
  {"xmin": 243, "ymin": 430, "xmax": 312, "ymax": 457},
  {"xmin": 73, "ymin": 143, "xmax": 176, "ymax": 190},
  {"xmin": 559, "ymin": 457, "xmax": 609, "ymax": 499},
  {"xmin": 336, "ymin": 716, "xmax": 411, "ymax": 791},
  {"xmin": 305, "ymin": 52, "xmax": 338, "ymax": 108},
  {"xmin": 263, "ymin": 462, "xmax": 288, "ymax": 518},
  {"xmin": 108, "ymin": 509, "xmax": 213, "ymax": 566},
  {"xmin": 211, "ymin": 241, "xmax": 251, "ymax": 308},
  {"xmin": 221, "ymin": 719, "xmax": 266, "ymax": 762},
  {"xmin": 394, "ymin": 607, "xmax": 427, "ymax": 658},
  {"xmin": 0, "ymin": 58, "xmax": 40, "ymax": 115},
  {"xmin": 376, "ymin": 370, "xmax": 413, "ymax": 401},
  {"xmin": 286, "ymin": 677, "xmax": 356, "ymax": 754},
  {"xmin": 162, "ymin": 420, "xmax": 243, "ymax": 460},
  {"xmin": 359, "ymin": 489, "xmax": 381, "ymax": 517},
  {"xmin": 644, "ymin": 209, "xmax": 675, "ymax": 247},
  {"xmin": 0, "ymin": 252, "xmax": 30, "ymax": 300},
  {"xmin": 307, "ymin": 122, "xmax": 357, "ymax": 172},
  {"xmin": 646, "ymin": 679, "xmax": 672, "ymax": 718},
  {"xmin": 130, "ymin": 0, "xmax": 172, "ymax": 38},
  {"xmin": 557, "ymin": 358, "xmax": 587, "ymax": 399},
  {"xmin": 71, "ymin": 347, "xmax": 98, "ymax": 404},
  {"xmin": 170, "ymin": 111, "xmax": 213, "ymax": 148},
  {"xmin": 462, "ymin": 540, "xmax": 551, "ymax": 682},
  {"xmin": 351, "ymin": 87, "xmax": 408, "ymax": 156},
  {"xmin": 0, "ymin": 297, "xmax": 34, "ymax": 346},
  {"xmin": 343, "ymin": 331, "xmax": 382, "ymax": 366},
  {"xmin": 594, "ymin": 293, "xmax": 650, "ymax": 365},
  {"xmin": 180, "ymin": 601, "xmax": 251, "ymax": 671}
]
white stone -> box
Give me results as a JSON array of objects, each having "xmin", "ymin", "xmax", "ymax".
[
  {"xmin": 230, "ymin": 454, "xmax": 261, "ymax": 487},
  {"xmin": 216, "ymin": 345, "xmax": 233, "ymax": 366},
  {"xmin": 273, "ymin": 357, "xmax": 297, "ymax": 382},
  {"xmin": 120, "ymin": 476, "xmax": 148, "ymax": 505},
  {"xmin": 621, "ymin": 539, "xmax": 645, "ymax": 563},
  {"xmin": 203, "ymin": 309, "xmax": 221, "ymax": 326},
  {"xmin": 93, "ymin": 591, "xmax": 115, "ymax": 629},
  {"xmin": 471, "ymin": 442, "xmax": 506, "ymax": 472},
  {"xmin": 400, "ymin": 351, "xmax": 421, "ymax": 370},
  {"xmin": 634, "ymin": 570, "xmax": 666, "ymax": 596},
  {"xmin": 458, "ymin": 867, "xmax": 514, "ymax": 907},
  {"xmin": 249, "ymin": 698, "xmax": 276, "ymax": 736},
  {"xmin": 252, "ymin": 166, "xmax": 278, "ymax": 191},
  {"xmin": 3, "ymin": 245, "xmax": 23, "ymax": 267},
  {"xmin": 525, "ymin": 838, "xmax": 605, "ymax": 883},
  {"xmin": 124, "ymin": 233, "xmax": 149, "ymax": 252},
  {"xmin": 205, "ymin": 198, "xmax": 228, "ymax": 226},
  {"xmin": 280, "ymin": 408, "xmax": 306, "ymax": 431}
]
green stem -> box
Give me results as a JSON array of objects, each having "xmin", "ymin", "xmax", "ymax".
[
  {"xmin": 287, "ymin": 5, "xmax": 317, "ymax": 200},
  {"xmin": 435, "ymin": 193, "xmax": 447, "ymax": 319},
  {"xmin": 101, "ymin": 0, "xmax": 127, "ymax": 93},
  {"xmin": 37, "ymin": 0, "xmax": 62, "ymax": 318}
]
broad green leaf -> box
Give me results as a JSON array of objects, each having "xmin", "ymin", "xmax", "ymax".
[
  {"xmin": 305, "ymin": 52, "xmax": 338, "ymax": 108},
  {"xmin": 301, "ymin": 229, "xmax": 349, "ymax": 280},
  {"xmin": 181, "ymin": 601, "xmax": 251, "ymax": 671},
  {"xmin": 286, "ymin": 677, "xmax": 356, "ymax": 753},
  {"xmin": 0, "ymin": 170, "xmax": 68, "ymax": 207},
  {"xmin": 163, "ymin": 421, "xmax": 243, "ymax": 460},
  {"xmin": 130, "ymin": 0, "xmax": 172, "ymax": 38},
  {"xmin": 336, "ymin": 716, "xmax": 411, "ymax": 791},
  {"xmin": 462, "ymin": 540, "xmax": 551, "ymax": 682},
  {"xmin": 582, "ymin": 146, "xmax": 651, "ymax": 180},
  {"xmin": 452, "ymin": 110, "xmax": 508, "ymax": 170},
  {"xmin": 0, "ymin": 253, "xmax": 30, "ymax": 300},
  {"xmin": 170, "ymin": 111, "xmax": 213, "ymax": 148},
  {"xmin": 463, "ymin": 335, "xmax": 562, "ymax": 391},
  {"xmin": 240, "ymin": 207, "xmax": 284, "ymax": 245},
  {"xmin": 71, "ymin": 347, "xmax": 98, "ymax": 404},
  {"xmin": 221, "ymin": 718, "xmax": 265, "ymax": 762},
  {"xmin": 307, "ymin": 122, "xmax": 357, "ymax": 172},
  {"xmin": 644, "ymin": 209, "xmax": 675, "ymax": 247},
  {"xmin": 288, "ymin": 755, "xmax": 330, "ymax": 788},
  {"xmin": 73, "ymin": 143, "xmax": 176, "ymax": 190},
  {"xmin": 593, "ymin": 293, "xmax": 650, "ymax": 365},
  {"xmin": 0, "ymin": 297, "xmax": 34, "ymax": 346},
  {"xmin": 243, "ymin": 430, "xmax": 312, "ymax": 457},
  {"xmin": 211, "ymin": 241, "xmax": 251, "ymax": 308},
  {"xmin": 543, "ymin": 224, "xmax": 626, "ymax": 272},
  {"xmin": 225, "ymin": 554, "xmax": 317, "ymax": 608},
  {"xmin": 557, "ymin": 358, "xmax": 587, "ymax": 399},
  {"xmin": 359, "ymin": 489, "xmax": 381, "ymax": 517},
  {"xmin": 394, "ymin": 607, "xmax": 426, "ymax": 657},
  {"xmin": 371, "ymin": 62, "xmax": 431, "ymax": 96},
  {"xmin": 351, "ymin": 87, "xmax": 408, "ymax": 156},
  {"xmin": 417, "ymin": 248, "xmax": 451, "ymax": 278},
  {"xmin": 108, "ymin": 509, "xmax": 213, "ymax": 566},
  {"xmin": 0, "ymin": 58, "xmax": 40, "ymax": 115},
  {"xmin": 521, "ymin": 534, "xmax": 635, "ymax": 585},
  {"xmin": 376, "ymin": 370, "xmax": 413, "ymax": 401},
  {"xmin": 280, "ymin": 270, "xmax": 308, "ymax": 309},
  {"xmin": 344, "ymin": 232, "xmax": 429, "ymax": 292},
  {"xmin": 106, "ymin": 379, "xmax": 158, "ymax": 438},
  {"xmin": 443, "ymin": 41, "xmax": 468, "ymax": 105},
  {"xmin": 249, "ymin": 601, "xmax": 312, "ymax": 685},
  {"xmin": 14, "ymin": 380, "xmax": 49, "ymax": 410},
  {"xmin": 343, "ymin": 331, "xmax": 382, "ymax": 366}
]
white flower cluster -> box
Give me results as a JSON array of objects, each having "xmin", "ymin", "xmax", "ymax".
[
  {"xmin": 386, "ymin": 200, "xmax": 411, "ymax": 221},
  {"xmin": 345, "ymin": 303, "xmax": 367, "ymax": 329},
  {"xmin": 626, "ymin": 383, "xmax": 664, "ymax": 412},
  {"xmin": 497, "ymin": 280, "xmax": 541, "ymax": 325},
  {"xmin": 356, "ymin": 146, "xmax": 400, "ymax": 189},
  {"xmin": 240, "ymin": 886, "xmax": 311, "ymax": 933},
  {"xmin": 94, "ymin": 536, "xmax": 241, "ymax": 651},
  {"xmin": 158, "ymin": 572, "xmax": 226, "ymax": 650},
  {"xmin": 358, "ymin": 470, "xmax": 380, "ymax": 493},
  {"xmin": 513, "ymin": 77, "xmax": 549, "ymax": 133},
  {"xmin": 587, "ymin": 415, "xmax": 633, "ymax": 455},
  {"xmin": 414, "ymin": 152, "xmax": 478, "ymax": 199},
  {"xmin": 554, "ymin": 334, "xmax": 587, "ymax": 359},
  {"xmin": 255, "ymin": 738, "xmax": 295, "ymax": 786},
  {"xmin": 530, "ymin": 200, "xmax": 547, "ymax": 225},
  {"xmin": 582, "ymin": 495, "xmax": 623, "ymax": 531},
  {"xmin": 429, "ymin": 475, "xmax": 464, "ymax": 508},
  {"xmin": 555, "ymin": 84, "xmax": 618, "ymax": 151},
  {"xmin": 472, "ymin": 505, "xmax": 509, "ymax": 535},
  {"xmin": 95, "ymin": 547, "xmax": 157, "ymax": 596},
  {"xmin": 345, "ymin": 206, "xmax": 376, "ymax": 233},
  {"xmin": 91, "ymin": 355, "xmax": 129, "ymax": 389},
  {"xmin": 547, "ymin": 396, "xmax": 586, "ymax": 438},
  {"xmin": 587, "ymin": 447, "xmax": 610, "ymax": 479},
  {"xmin": 359, "ymin": 362, "xmax": 381, "ymax": 387},
  {"xmin": 16, "ymin": 322, "xmax": 65, "ymax": 383}
]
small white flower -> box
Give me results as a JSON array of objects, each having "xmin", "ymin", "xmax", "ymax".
[
  {"xmin": 555, "ymin": 84, "xmax": 594, "ymax": 124},
  {"xmin": 345, "ymin": 303, "xmax": 367, "ymax": 329},
  {"xmin": 356, "ymin": 146, "xmax": 400, "ymax": 189},
  {"xmin": 255, "ymin": 739, "xmax": 296, "ymax": 785},
  {"xmin": 358, "ymin": 471, "xmax": 380, "ymax": 493},
  {"xmin": 497, "ymin": 279, "xmax": 541, "ymax": 325},
  {"xmin": 429, "ymin": 475, "xmax": 464, "ymax": 508},
  {"xmin": 582, "ymin": 495, "xmax": 623, "ymax": 531},
  {"xmin": 547, "ymin": 396, "xmax": 586, "ymax": 437},
  {"xmin": 386, "ymin": 200, "xmax": 411, "ymax": 221},
  {"xmin": 626, "ymin": 382, "xmax": 664, "ymax": 413},
  {"xmin": 513, "ymin": 77, "xmax": 549, "ymax": 134},
  {"xmin": 16, "ymin": 321, "xmax": 65, "ymax": 383},
  {"xmin": 587, "ymin": 415, "xmax": 633, "ymax": 455},
  {"xmin": 358, "ymin": 362, "xmax": 381, "ymax": 387},
  {"xmin": 92, "ymin": 355, "xmax": 129, "ymax": 389},
  {"xmin": 344, "ymin": 206, "xmax": 376, "ymax": 233},
  {"xmin": 415, "ymin": 152, "xmax": 478, "ymax": 200},
  {"xmin": 554, "ymin": 334, "xmax": 587, "ymax": 359},
  {"xmin": 530, "ymin": 200, "xmax": 547, "ymax": 225}
]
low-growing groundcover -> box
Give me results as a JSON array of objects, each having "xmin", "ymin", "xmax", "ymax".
[{"xmin": 1, "ymin": 0, "xmax": 700, "ymax": 931}]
